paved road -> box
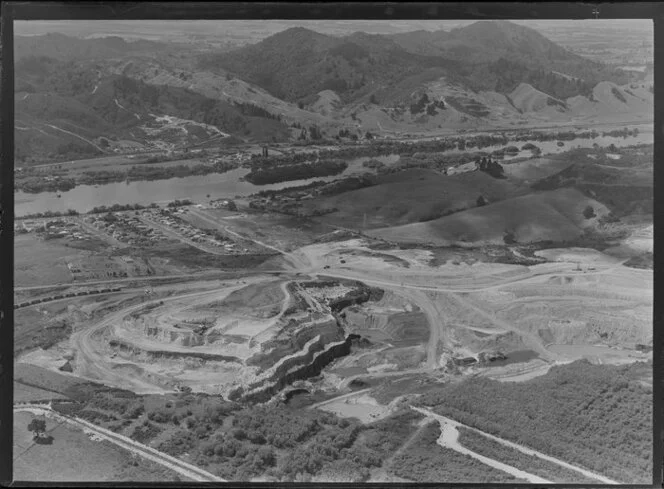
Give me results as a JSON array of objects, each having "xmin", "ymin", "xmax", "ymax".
[
  {"xmin": 14, "ymin": 404, "xmax": 225, "ymax": 482},
  {"xmin": 412, "ymin": 406, "xmax": 618, "ymax": 485}
]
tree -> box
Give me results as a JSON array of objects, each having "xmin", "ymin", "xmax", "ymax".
[
  {"xmin": 28, "ymin": 418, "xmax": 47, "ymax": 438},
  {"xmin": 227, "ymin": 200, "xmax": 238, "ymax": 211},
  {"xmin": 476, "ymin": 195, "xmax": 488, "ymax": 207},
  {"xmin": 365, "ymin": 131, "xmax": 374, "ymax": 140},
  {"xmin": 583, "ymin": 205, "xmax": 596, "ymax": 219},
  {"xmin": 369, "ymin": 94, "xmax": 378, "ymax": 105},
  {"xmin": 503, "ymin": 230, "xmax": 517, "ymax": 245}
]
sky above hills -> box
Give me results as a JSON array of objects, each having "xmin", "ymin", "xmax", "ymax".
[{"xmin": 15, "ymin": 19, "xmax": 652, "ymax": 44}]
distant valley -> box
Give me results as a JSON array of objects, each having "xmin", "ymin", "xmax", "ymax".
[{"xmin": 14, "ymin": 21, "xmax": 652, "ymax": 165}]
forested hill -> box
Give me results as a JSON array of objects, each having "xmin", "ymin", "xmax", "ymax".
[
  {"xmin": 201, "ymin": 21, "xmax": 629, "ymax": 105},
  {"xmin": 197, "ymin": 26, "xmax": 462, "ymax": 104},
  {"xmin": 14, "ymin": 33, "xmax": 180, "ymax": 61}
]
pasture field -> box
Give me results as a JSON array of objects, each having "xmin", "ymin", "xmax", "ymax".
[
  {"xmin": 14, "ymin": 234, "xmax": 77, "ymax": 286},
  {"xmin": 13, "ymin": 411, "xmax": 182, "ymax": 482},
  {"xmin": 368, "ymin": 188, "xmax": 610, "ymax": 246}
]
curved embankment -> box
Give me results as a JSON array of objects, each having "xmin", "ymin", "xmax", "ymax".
[
  {"xmin": 107, "ymin": 338, "xmax": 242, "ymax": 363},
  {"xmin": 14, "ymin": 404, "xmax": 225, "ymax": 482},
  {"xmin": 235, "ymin": 334, "xmax": 359, "ymax": 403}
]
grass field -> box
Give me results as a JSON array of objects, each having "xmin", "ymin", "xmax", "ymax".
[
  {"xmin": 502, "ymin": 158, "xmax": 574, "ymax": 182},
  {"xmin": 13, "ymin": 364, "xmax": 86, "ymax": 396},
  {"xmin": 14, "ymin": 381, "xmax": 69, "ymax": 403},
  {"xmin": 303, "ymin": 168, "xmax": 526, "ymax": 229},
  {"xmin": 14, "ymin": 234, "xmax": 77, "ymax": 286},
  {"xmin": 13, "ymin": 411, "xmax": 182, "ymax": 482},
  {"xmin": 14, "ymin": 302, "xmax": 73, "ymax": 354},
  {"xmin": 369, "ymin": 188, "xmax": 609, "ymax": 246}
]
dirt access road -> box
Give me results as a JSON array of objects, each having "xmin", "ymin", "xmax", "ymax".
[
  {"xmin": 70, "ymin": 287, "xmax": 233, "ymax": 393},
  {"xmin": 14, "ymin": 405, "xmax": 225, "ymax": 482},
  {"xmin": 412, "ymin": 406, "xmax": 618, "ymax": 485},
  {"xmin": 186, "ymin": 208, "xmax": 310, "ymax": 269},
  {"xmin": 138, "ymin": 215, "xmax": 227, "ymax": 256}
]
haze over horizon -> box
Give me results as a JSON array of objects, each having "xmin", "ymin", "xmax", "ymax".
[{"xmin": 15, "ymin": 19, "xmax": 652, "ymax": 42}]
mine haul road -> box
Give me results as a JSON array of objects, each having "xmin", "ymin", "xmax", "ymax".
[
  {"xmin": 70, "ymin": 287, "xmax": 235, "ymax": 393},
  {"xmin": 13, "ymin": 404, "xmax": 225, "ymax": 482},
  {"xmin": 62, "ymin": 229, "xmax": 641, "ymax": 391}
]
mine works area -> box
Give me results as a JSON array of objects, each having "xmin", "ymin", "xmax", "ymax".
[
  {"xmin": 13, "ymin": 17, "xmax": 653, "ymax": 485},
  {"xmin": 14, "ymin": 204, "xmax": 653, "ymax": 483}
]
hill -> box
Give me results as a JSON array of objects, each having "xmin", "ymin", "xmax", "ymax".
[
  {"xmin": 199, "ymin": 27, "xmax": 461, "ymax": 104},
  {"xmin": 367, "ymin": 187, "xmax": 609, "ymax": 246},
  {"xmin": 104, "ymin": 57, "xmax": 335, "ymax": 130},
  {"xmin": 301, "ymin": 168, "xmax": 525, "ymax": 229},
  {"xmin": 509, "ymin": 83, "xmax": 566, "ymax": 113},
  {"xmin": 14, "ymin": 33, "xmax": 179, "ymax": 61},
  {"xmin": 14, "ymin": 57, "xmax": 292, "ymax": 163},
  {"xmin": 388, "ymin": 29, "xmax": 452, "ymax": 56},
  {"xmin": 531, "ymin": 158, "xmax": 653, "ymax": 218},
  {"xmin": 12, "ymin": 24, "xmax": 649, "ymax": 155}
]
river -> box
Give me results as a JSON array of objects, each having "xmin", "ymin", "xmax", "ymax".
[
  {"xmin": 15, "ymin": 155, "xmax": 399, "ymax": 216},
  {"xmin": 15, "ymin": 130, "xmax": 650, "ymax": 217}
]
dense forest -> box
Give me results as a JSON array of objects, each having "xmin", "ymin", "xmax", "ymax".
[
  {"xmin": 52, "ymin": 387, "xmax": 428, "ymax": 482},
  {"xmin": 457, "ymin": 427, "xmax": 601, "ymax": 483},
  {"xmin": 416, "ymin": 360, "xmax": 652, "ymax": 483},
  {"xmin": 390, "ymin": 422, "xmax": 524, "ymax": 483},
  {"xmin": 245, "ymin": 159, "xmax": 348, "ymax": 185}
]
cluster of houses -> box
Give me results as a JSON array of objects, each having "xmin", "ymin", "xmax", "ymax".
[
  {"xmin": 142, "ymin": 209, "xmax": 238, "ymax": 252},
  {"xmin": 20, "ymin": 218, "xmax": 93, "ymax": 242},
  {"xmin": 85, "ymin": 213, "xmax": 169, "ymax": 247}
]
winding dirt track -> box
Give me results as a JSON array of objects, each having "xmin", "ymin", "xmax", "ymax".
[
  {"xmin": 71, "ymin": 288, "xmax": 228, "ymax": 393},
  {"xmin": 435, "ymin": 417, "xmax": 551, "ymax": 483},
  {"xmin": 412, "ymin": 406, "xmax": 619, "ymax": 485}
]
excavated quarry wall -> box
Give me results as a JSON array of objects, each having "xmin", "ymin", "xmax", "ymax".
[
  {"xmin": 123, "ymin": 318, "xmax": 221, "ymax": 348},
  {"xmin": 236, "ymin": 334, "xmax": 358, "ymax": 403},
  {"xmin": 108, "ymin": 338, "xmax": 241, "ymax": 363}
]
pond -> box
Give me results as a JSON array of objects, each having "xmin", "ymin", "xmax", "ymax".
[{"xmin": 484, "ymin": 350, "xmax": 540, "ymax": 367}]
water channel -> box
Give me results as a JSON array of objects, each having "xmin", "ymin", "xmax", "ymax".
[{"xmin": 15, "ymin": 130, "xmax": 651, "ymax": 217}]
